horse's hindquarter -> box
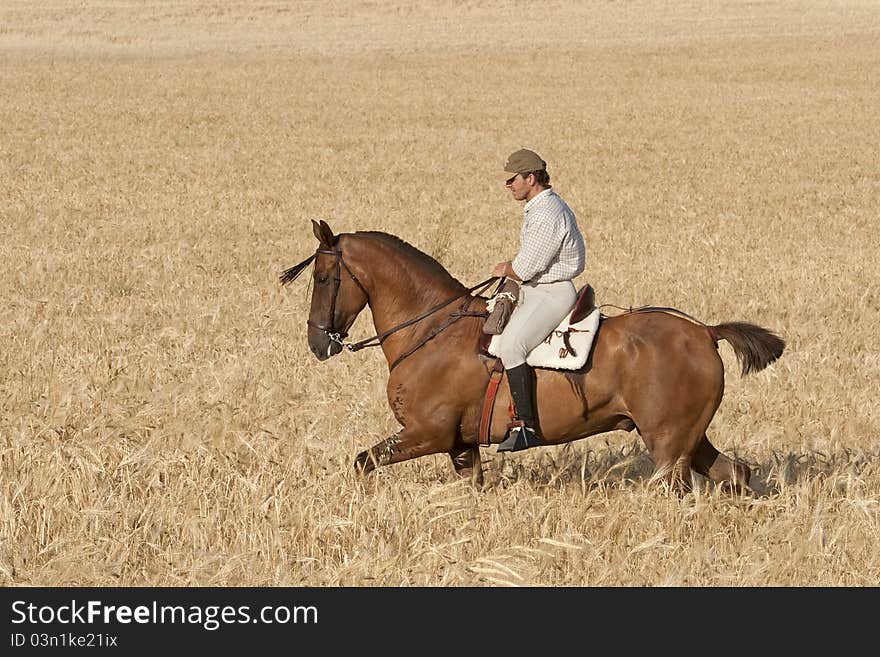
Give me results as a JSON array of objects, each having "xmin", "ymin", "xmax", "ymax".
[{"xmin": 490, "ymin": 312, "xmax": 725, "ymax": 445}]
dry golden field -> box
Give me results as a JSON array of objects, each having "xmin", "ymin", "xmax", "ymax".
[{"xmin": 1, "ymin": 1, "xmax": 879, "ymax": 587}]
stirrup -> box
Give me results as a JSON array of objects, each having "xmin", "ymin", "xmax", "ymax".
[{"xmin": 497, "ymin": 425, "xmax": 543, "ymax": 453}]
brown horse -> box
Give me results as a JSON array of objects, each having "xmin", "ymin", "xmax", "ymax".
[{"xmin": 282, "ymin": 220, "xmax": 785, "ymax": 492}]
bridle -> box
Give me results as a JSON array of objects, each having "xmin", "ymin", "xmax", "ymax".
[
  {"xmin": 306, "ymin": 248, "xmax": 370, "ymax": 348},
  {"xmin": 293, "ymin": 246, "xmax": 497, "ymax": 370}
]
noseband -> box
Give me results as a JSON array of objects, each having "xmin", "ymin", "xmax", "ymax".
[{"xmin": 306, "ymin": 248, "xmax": 370, "ymax": 348}]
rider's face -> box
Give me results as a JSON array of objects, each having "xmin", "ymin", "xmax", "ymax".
[{"xmin": 506, "ymin": 173, "xmax": 531, "ymax": 201}]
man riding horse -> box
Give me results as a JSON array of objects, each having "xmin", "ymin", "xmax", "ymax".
[
  {"xmin": 491, "ymin": 149, "xmax": 585, "ymax": 452},
  {"xmin": 281, "ymin": 152, "xmax": 784, "ymax": 492}
]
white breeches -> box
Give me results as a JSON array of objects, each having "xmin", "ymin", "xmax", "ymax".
[{"xmin": 496, "ymin": 280, "xmax": 577, "ymax": 368}]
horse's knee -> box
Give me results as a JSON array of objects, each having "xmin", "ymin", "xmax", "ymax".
[
  {"xmin": 354, "ymin": 431, "xmax": 405, "ymax": 474},
  {"xmin": 355, "ymin": 427, "xmax": 456, "ymax": 477}
]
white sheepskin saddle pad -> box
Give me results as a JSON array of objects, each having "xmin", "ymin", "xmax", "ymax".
[{"xmin": 487, "ymin": 307, "xmax": 602, "ymax": 370}]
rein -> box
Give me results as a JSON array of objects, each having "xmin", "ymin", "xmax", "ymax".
[
  {"xmin": 346, "ymin": 277, "xmax": 496, "ymax": 353},
  {"xmin": 299, "ymin": 246, "xmax": 497, "ymax": 370}
]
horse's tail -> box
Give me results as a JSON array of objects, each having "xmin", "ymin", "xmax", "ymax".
[{"xmin": 712, "ymin": 322, "xmax": 785, "ymax": 376}]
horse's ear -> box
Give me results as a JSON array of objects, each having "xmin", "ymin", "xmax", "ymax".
[
  {"xmin": 318, "ymin": 220, "xmax": 336, "ymax": 246},
  {"xmin": 312, "ymin": 219, "xmax": 335, "ymax": 248},
  {"xmin": 311, "ymin": 219, "xmax": 325, "ymax": 245}
]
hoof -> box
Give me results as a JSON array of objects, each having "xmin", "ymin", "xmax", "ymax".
[{"xmin": 353, "ymin": 450, "xmax": 374, "ymax": 475}]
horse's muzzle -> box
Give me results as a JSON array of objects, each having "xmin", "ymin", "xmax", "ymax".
[{"xmin": 308, "ymin": 328, "xmax": 344, "ymax": 361}]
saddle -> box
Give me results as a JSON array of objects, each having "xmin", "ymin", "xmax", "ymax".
[
  {"xmin": 478, "ymin": 284, "xmax": 601, "ymax": 370},
  {"xmin": 477, "ymin": 285, "xmax": 601, "ymax": 446}
]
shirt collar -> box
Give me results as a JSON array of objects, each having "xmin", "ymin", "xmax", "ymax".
[{"xmin": 523, "ymin": 187, "xmax": 553, "ymax": 213}]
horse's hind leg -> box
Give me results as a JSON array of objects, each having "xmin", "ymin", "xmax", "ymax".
[
  {"xmin": 634, "ymin": 354, "xmax": 726, "ymax": 494},
  {"xmin": 449, "ymin": 443, "xmax": 484, "ymax": 488},
  {"xmin": 638, "ymin": 413, "xmax": 714, "ymax": 494},
  {"xmin": 692, "ymin": 433, "xmax": 751, "ymax": 493},
  {"xmin": 643, "ymin": 437, "xmax": 695, "ymax": 494}
]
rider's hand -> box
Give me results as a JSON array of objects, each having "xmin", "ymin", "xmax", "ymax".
[{"xmin": 492, "ymin": 261, "xmax": 510, "ymax": 278}]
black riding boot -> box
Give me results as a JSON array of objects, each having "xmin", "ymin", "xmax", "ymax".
[{"xmin": 497, "ymin": 363, "xmax": 543, "ymax": 452}]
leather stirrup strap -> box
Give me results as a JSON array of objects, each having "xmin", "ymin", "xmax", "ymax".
[{"xmin": 479, "ymin": 360, "xmax": 505, "ymax": 446}]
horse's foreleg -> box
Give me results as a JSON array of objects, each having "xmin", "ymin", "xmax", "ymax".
[
  {"xmin": 353, "ymin": 431, "xmax": 403, "ymax": 474},
  {"xmin": 449, "ymin": 443, "xmax": 484, "ymax": 488},
  {"xmin": 354, "ymin": 425, "xmax": 452, "ymax": 476}
]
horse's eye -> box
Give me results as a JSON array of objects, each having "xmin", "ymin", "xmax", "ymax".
[{"xmin": 316, "ymin": 274, "xmax": 329, "ymax": 285}]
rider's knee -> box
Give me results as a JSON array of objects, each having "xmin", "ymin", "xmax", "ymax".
[{"xmin": 497, "ymin": 338, "xmax": 528, "ymax": 368}]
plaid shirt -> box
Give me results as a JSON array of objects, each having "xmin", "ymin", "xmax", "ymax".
[{"xmin": 511, "ymin": 188, "xmax": 585, "ymax": 284}]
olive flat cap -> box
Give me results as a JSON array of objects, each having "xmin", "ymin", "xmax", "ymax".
[{"xmin": 501, "ymin": 148, "xmax": 547, "ymax": 179}]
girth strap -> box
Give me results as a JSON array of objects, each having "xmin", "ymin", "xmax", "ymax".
[{"xmin": 479, "ymin": 359, "xmax": 505, "ymax": 446}]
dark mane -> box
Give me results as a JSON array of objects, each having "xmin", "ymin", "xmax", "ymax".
[{"xmin": 353, "ymin": 231, "xmax": 466, "ymax": 291}]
